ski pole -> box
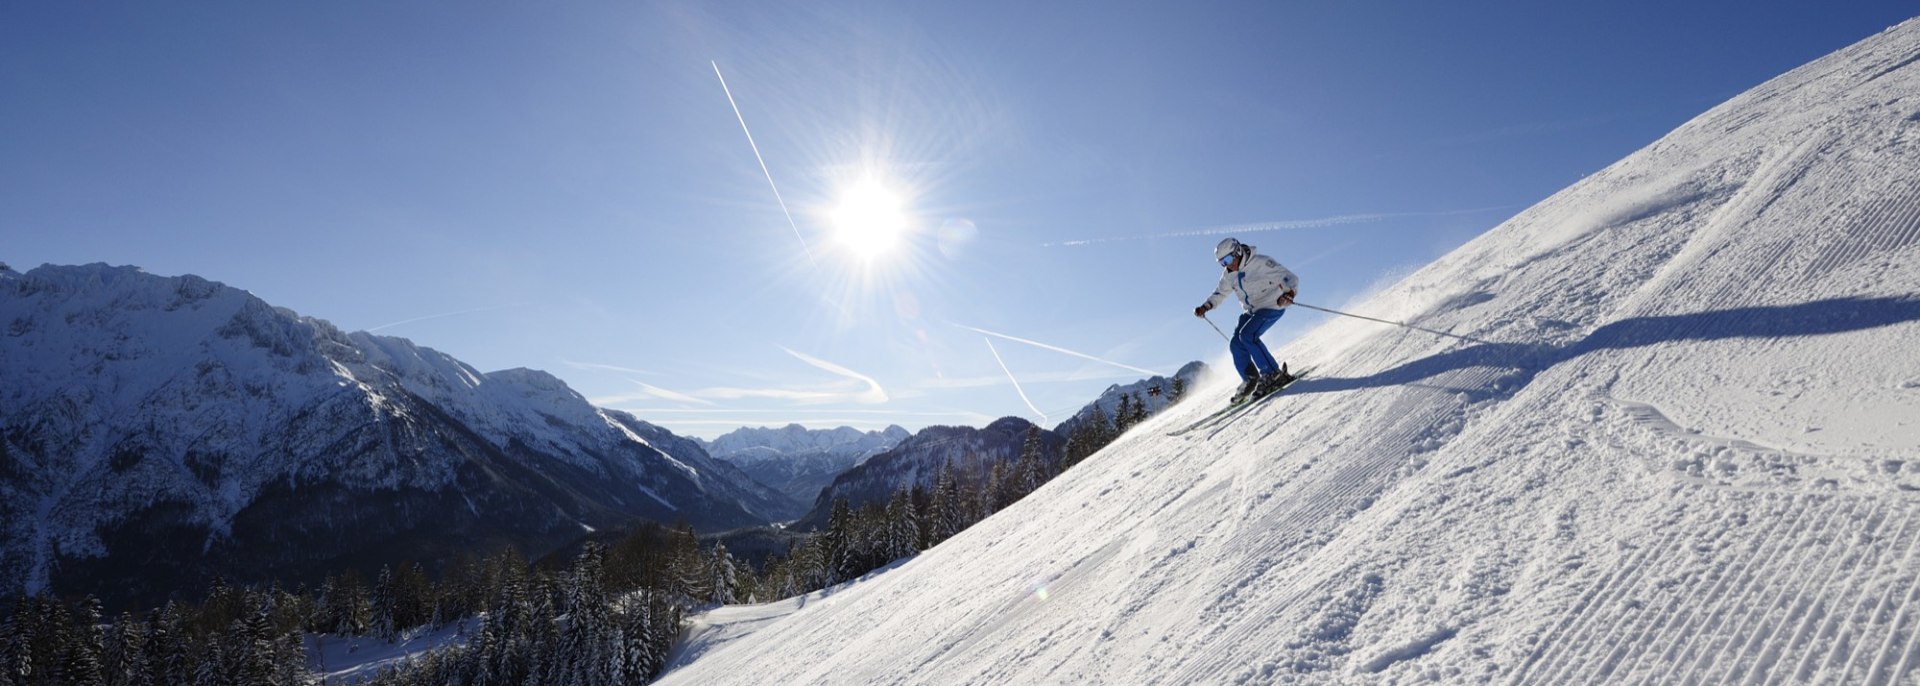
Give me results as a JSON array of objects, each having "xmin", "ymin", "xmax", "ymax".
[
  {"xmin": 1201, "ymin": 314, "xmax": 1231, "ymax": 342},
  {"xmin": 1291, "ymin": 301, "xmax": 1490, "ymax": 345}
]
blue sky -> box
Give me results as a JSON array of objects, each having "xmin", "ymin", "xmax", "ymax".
[{"xmin": 5, "ymin": 1, "xmax": 1914, "ymax": 438}]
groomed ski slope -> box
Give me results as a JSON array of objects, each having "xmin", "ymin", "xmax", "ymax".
[{"xmin": 659, "ymin": 19, "xmax": 1920, "ymax": 685}]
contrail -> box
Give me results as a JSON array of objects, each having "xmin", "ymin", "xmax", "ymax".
[
  {"xmin": 1039, "ymin": 206, "xmax": 1514, "ymax": 247},
  {"xmin": 563, "ymin": 360, "xmax": 656, "ymax": 376},
  {"xmin": 712, "ymin": 61, "xmax": 815, "ymax": 266},
  {"xmin": 781, "ymin": 346, "xmax": 889, "ymax": 403},
  {"xmin": 984, "ymin": 337, "xmax": 1047, "ymax": 424},
  {"xmin": 952, "ymin": 322, "xmax": 1161, "ymax": 377},
  {"xmin": 692, "ymin": 347, "xmax": 888, "ymax": 404},
  {"xmin": 628, "ymin": 380, "xmax": 717, "ymax": 406}
]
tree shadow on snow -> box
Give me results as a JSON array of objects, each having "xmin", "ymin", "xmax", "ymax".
[{"xmin": 1288, "ymin": 295, "xmax": 1920, "ymax": 401}]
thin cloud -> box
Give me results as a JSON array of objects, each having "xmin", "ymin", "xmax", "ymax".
[
  {"xmin": 365, "ymin": 305, "xmax": 520, "ymax": 333},
  {"xmin": 564, "ymin": 360, "xmax": 657, "ymax": 376},
  {"xmin": 587, "ymin": 380, "xmax": 715, "ymax": 407},
  {"xmin": 950, "ymin": 323, "xmax": 1161, "ymax": 377},
  {"xmin": 694, "ymin": 347, "xmax": 888, "ymax": 405},
  {"xmin": 633, "ymin": 380, "xmax": 716, "ymax": 406},
  {"xmin": 918, "ymin": 368, "xmax": 1145, "ymax": 389}
]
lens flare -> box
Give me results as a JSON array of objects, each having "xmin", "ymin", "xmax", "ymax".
[{"xmin": 937, "ymin": 218, "xmax": 978, "ymax": 259}]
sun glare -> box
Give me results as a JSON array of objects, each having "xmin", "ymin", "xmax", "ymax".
[{"xmin": 831, "ymin": 177, "xmax": 910, "ymax": 259}]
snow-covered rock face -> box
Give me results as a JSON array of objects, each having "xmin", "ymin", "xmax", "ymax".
[
  {"xmin": 0, "ymin": 264, "xmax": 786, "ymax": 607},
  {"xmin": 703, "ymin": 424, "xmax": 912, "ymax": 520},
  {"xmin": 1052, "ymin": 360, "xmax": 1210, "ymax": 438},
  {"xmin": 658, "ymin": 21, "xmax": 1920, "ymax": 684},
  {"xmin": 790, "ymin": 417, "xmax": 1065, "ymax": 531},
  {"xmin": 705, "ymin": 424, "xmax": 911, "ymax": 465}
]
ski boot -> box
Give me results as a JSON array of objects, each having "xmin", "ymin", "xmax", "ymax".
[
  {"xmin": 1254, "ymin": 363, "xmax": 1294, "ymax": 397},
  {"xmin": 1229, "ymin": 375, "xmax": 1260, "ymax": 405}
]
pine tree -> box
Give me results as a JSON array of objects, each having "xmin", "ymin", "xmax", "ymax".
[
  {"xmin": 238, "ymin": 593, "xmax": 278, "ymax": 686},
  {"xmin": 0, "ymin": 632, "xmax": 12, "ymax": 686},
  {"xmin": 148, "ymin": 603, "xmax": 191, "ymax": 686},
  {"xmin": 274, "ymin": 629, "xmax": 306, "ymax": 686},
  {"xmin": 390, "ymin": 562, "xmax": 432, "ymax": 633},
  {"xmin": 325, "ymin": 571, "xmax": 372, "ymax": 637},
  {"xmin": 824, "ymin": 499, "xmax": 855, "ymax": 585},
  {"xmin": 1011, "ymin": 425, "xmax": 1047, "ymax": 503},
  {"xmin": 559, "ymin": 543, "xmax": 610, "ymax": 686},
  {"xmin": 63, "ymin": 595, "xmax": 107, "ymax": 686},
  {"xmin": 709, "ymin": 543, "xmax": 740, "ymax": 605},
  {"xmin": 0, "ymin": 597, "xmax": 27, "ymax": 686},
  {"xmin": 371, "ymin": 566, "xmax": 396, "ymax": 640},
  {"xmin": 790, "ymin": 538, "xmax": 825, "ymax": 593},
  {"xmin": 1171, "ymin": 376, "xmax": 1188, "ymax": 401},
  {"xmin": 980, "ymin": 461, "xmax": 1007, "ymax": 517},
  {"xmin": 1089, "ymin": 405, "xmax": 1116, "ymax": 447},
  {"xmin": 929, "ymin": 461, "xmax": 965, "ymax": 545},
  {"xmin": 855, "ymin": 502, "xmax": 888, "ymax": 573},
  {"xmin": 523, "ymin": 573, "xmax": 559, "ymax": 686},
  {"xmin": 103, "ymin": 612, "xmax": 147, "ymax": 686},
  {"xmin": 663, "ymin": 523, "xmax": 709, "ymax": 603},
  {"xmin": 885, "ymin": 489, "xmax": 920, "ymax": 561},
  {"xmin": 1064, "ymin": 405, "xmax": 1114, "ymax": 471},
  {"xmin": 469, "ymin": 620, "xmax": 497, "ymax": 686},
  {"xmin": 192, "ymin": 628, "xmax": 224, "ymax": 686},
  {"xmin": 617, "ymin": 597, "xmax": 653, "ymax": 681}
]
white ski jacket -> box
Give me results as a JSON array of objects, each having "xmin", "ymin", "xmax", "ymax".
[{"xmin": 1204, "ymin": 253, "xmax": 1299, "ymax": 313}]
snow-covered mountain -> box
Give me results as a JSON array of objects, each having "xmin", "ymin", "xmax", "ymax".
[
  {"xmin": 701, "ymin": 424, "xmax": 911, "ymax": 520},
  {"xmin": 0, "ymin": 264, "xmax": 787, "ymax": 607},
  {"xmin": 790, "ymin": 417, "xmax": 1065, "ymax": 530},
  {"xmin": 659, "ymin": 19, "xmax": 1920, "ymax": 684},
  {"xmin": 1051, "ymin": 360, "xmax": 1211, "ymax": 438},
  {"xmin": 703, "ymin": 424, "xmax": 911, "ymax": 464}
]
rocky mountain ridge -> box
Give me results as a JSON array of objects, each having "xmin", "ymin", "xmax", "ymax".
[{"xmin": 0, "ymin": 263, "xmax": 785, "ymax": 607}]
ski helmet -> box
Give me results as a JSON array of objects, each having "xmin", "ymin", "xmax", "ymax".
[{"xmin": 1214, "ymin": 237, "xmax": 1246, "ymax": 262}]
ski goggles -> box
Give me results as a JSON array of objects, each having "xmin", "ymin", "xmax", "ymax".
[{"xmin": 1219, "ymin": 254, "xmax": 1235, "ymax": 266}]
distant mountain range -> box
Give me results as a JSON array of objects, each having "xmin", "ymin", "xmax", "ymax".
[
  {"xmin": 777, "ymin": 363, "xmax": 1212, "ymax": 530},
  {"xmin": 790, "ymin": 416, "xmax": 1067, "ymax": 530},
  {"xmin": 699, "ymin": 424, "xmax": 911, "ymax": 521},
  {"xmin": 0, "ymin": 261, "xmax": 1210, "ymax": 608},
  {"xmin": 0, "ymin": 263, "xmax": 787, "ymax": 607},
  {"xmin": 1052, "ymin": 361, "xmax": 1212, "ymax": 437}
]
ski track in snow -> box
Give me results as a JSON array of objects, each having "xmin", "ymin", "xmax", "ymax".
[{"xmin": 657, "ymin": 20, "xmax": 1920, "ymax": 685}]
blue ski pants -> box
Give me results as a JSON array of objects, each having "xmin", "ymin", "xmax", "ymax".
[{"xmin": 1230, "ymin": 308, "xmax": 1286, "ymax": 381}]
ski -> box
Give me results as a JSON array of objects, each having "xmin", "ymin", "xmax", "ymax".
[
  {"xmin": 1165, "ymin": 367, "xmax": 1311, "ymax": 437},
  {"xmin": 1165, "ymin": 399, "xmax": 1252, "ymax": 437}
]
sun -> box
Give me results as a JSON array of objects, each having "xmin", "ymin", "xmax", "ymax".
[{"xmin": 831, "ymin": 177, "xmax": 910, "ymax": 259}]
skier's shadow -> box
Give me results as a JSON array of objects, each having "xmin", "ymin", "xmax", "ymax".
[{"xmin": 1288, "ymin": 295, "xmax": 1920, "ymax": 399}]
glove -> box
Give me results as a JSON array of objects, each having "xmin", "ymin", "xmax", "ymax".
[
  {"xmin": 1194, "ymin": 304, "xmax": 1211, "ymax": 318},
  {"xmin": 1276, "ymin": 289, "xmax": 1296, "ymax": 307}
]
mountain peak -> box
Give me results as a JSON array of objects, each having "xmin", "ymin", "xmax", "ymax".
[{"xmin": 0, "ymin": 263, "xmax": 790, "ymax": 604}]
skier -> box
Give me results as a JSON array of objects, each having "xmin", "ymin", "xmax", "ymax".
[{"xmin": 1194, "ymin": 237, "xmax": 1299, "ymax": 404}]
